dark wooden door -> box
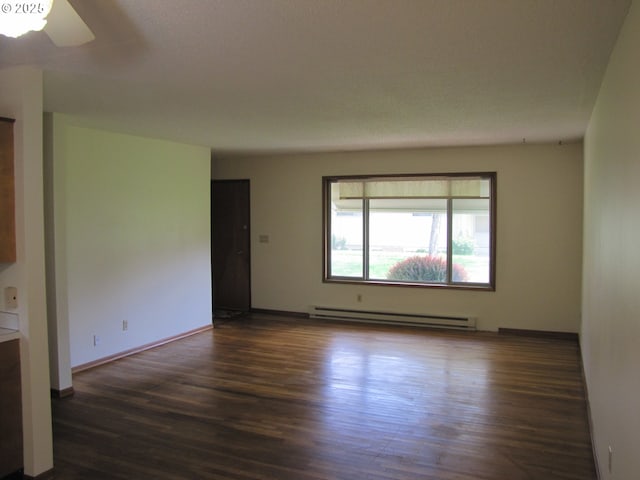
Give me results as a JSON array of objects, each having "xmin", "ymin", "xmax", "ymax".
[{"xmin": 211, "ymin": 180, "xmax": 251, "ymax": 313}]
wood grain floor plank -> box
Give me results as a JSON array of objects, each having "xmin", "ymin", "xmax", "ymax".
[{"xmin": 49, "ymin": 314, "xmax": 596, "ymax": 479}]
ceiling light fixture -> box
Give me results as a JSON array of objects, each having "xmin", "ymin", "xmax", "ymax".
[{"xmin": 0, "ymin": 0, "xmax": 54, "ymax": 39}]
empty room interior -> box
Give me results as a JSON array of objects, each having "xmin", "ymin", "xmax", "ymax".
[{"xmin": 1, "ymin": 0, "xmax": 639, "ymax": 479}]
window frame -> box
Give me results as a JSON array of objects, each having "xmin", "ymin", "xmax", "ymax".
[{"xmin": 322, "ymin": 172, "xmax": 497, "ymax": 291}]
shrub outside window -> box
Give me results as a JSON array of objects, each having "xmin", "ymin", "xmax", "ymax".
[{"xmin": 323, "ymin": 173, "xmax": 496, "ymax": 290}]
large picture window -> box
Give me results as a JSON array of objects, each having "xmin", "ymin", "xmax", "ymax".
[{"xmin": 323, "ymin": 173, "xmax": 496, "ymax": 289}]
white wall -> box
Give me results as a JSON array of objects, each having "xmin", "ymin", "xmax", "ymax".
[
  {"xmin": 0, "ymin": 67, "xmax": 53, "ymax": 476},
  {"xmin": 43, "ymin": 113, "xmax": 71, "ymax": 392},
  {"xmin": 214, "ymin": 142, "xmax": 583, "ymax": 332},
  {"xmin": 582, "ymin": 1, "xmax": 640, "ymax": 478},
  {"xmin": 47, "ymin": 115, "xmax": 212, "ymax": 368}
]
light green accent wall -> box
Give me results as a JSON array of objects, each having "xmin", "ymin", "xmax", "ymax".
[
  {"xmin": 213, "ymin": 142, "xmax": 583, "ymax": 333},
  {"xmin": 583, "ymin": 1, "xmax": 640, "ymax": 478},
  {"xmin": 50, "ymin": 115, "xmax": 211, "ymax": 368}
]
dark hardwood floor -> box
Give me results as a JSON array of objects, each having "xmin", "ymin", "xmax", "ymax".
[{"xmin": 49, "ymin": 313, "xmax": 596, "ymax": 479}]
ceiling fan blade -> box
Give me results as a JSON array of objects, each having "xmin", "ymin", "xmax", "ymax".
[{"xmin": 44, "ymin": 0, "xmax": 95, "ymax": 47}]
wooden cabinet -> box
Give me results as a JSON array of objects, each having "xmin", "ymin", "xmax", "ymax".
[
  {"xmin": 0, "ymin": 339, "xmax": 23, "ymax": 477},
  {"xmin": 0, "ymin": 117, "xmax": 16, "ymax": 263}
]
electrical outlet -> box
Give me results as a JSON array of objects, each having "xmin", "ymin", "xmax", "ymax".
[
  {"xmin": 122, "ymin": 319, "xmax": 128, "ymax": 331},
  {"xmin": 93, "ymin": 335, "xmax": 100, "ymax": 347},
  {"xmin": 4, "ymin": 286, "xmax": 17, "ymax": 309},
  {"xmin": 356, "ymin": 293, "xmax": 363, "ymax": 302}
]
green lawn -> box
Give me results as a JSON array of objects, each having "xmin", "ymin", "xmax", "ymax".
[{"xmin": 330, "ymin": 250, "xmax": 489, "ymax": 283}]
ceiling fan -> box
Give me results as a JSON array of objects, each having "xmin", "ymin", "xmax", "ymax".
[{"xmin": 0, "ymin": 0, "xmax": 94, "ymax": 47}]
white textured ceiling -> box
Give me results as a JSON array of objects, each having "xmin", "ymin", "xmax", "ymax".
[{"xmin": 0, "ymin": 0, "xmax": 631, "ymax": 155}]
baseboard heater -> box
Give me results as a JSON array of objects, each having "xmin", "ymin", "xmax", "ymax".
[{"xmin": 309, "ymin": 306, "xmax": 476, "ymax": 331}]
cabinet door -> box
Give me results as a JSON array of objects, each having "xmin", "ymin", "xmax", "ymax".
[
  {"xmin": 0, "ymin": 118, "xmax": 16, "ymax": 263},
  {"xmin": 0, "ymin": 339, "xmax": 23, "ymax": 477}
]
